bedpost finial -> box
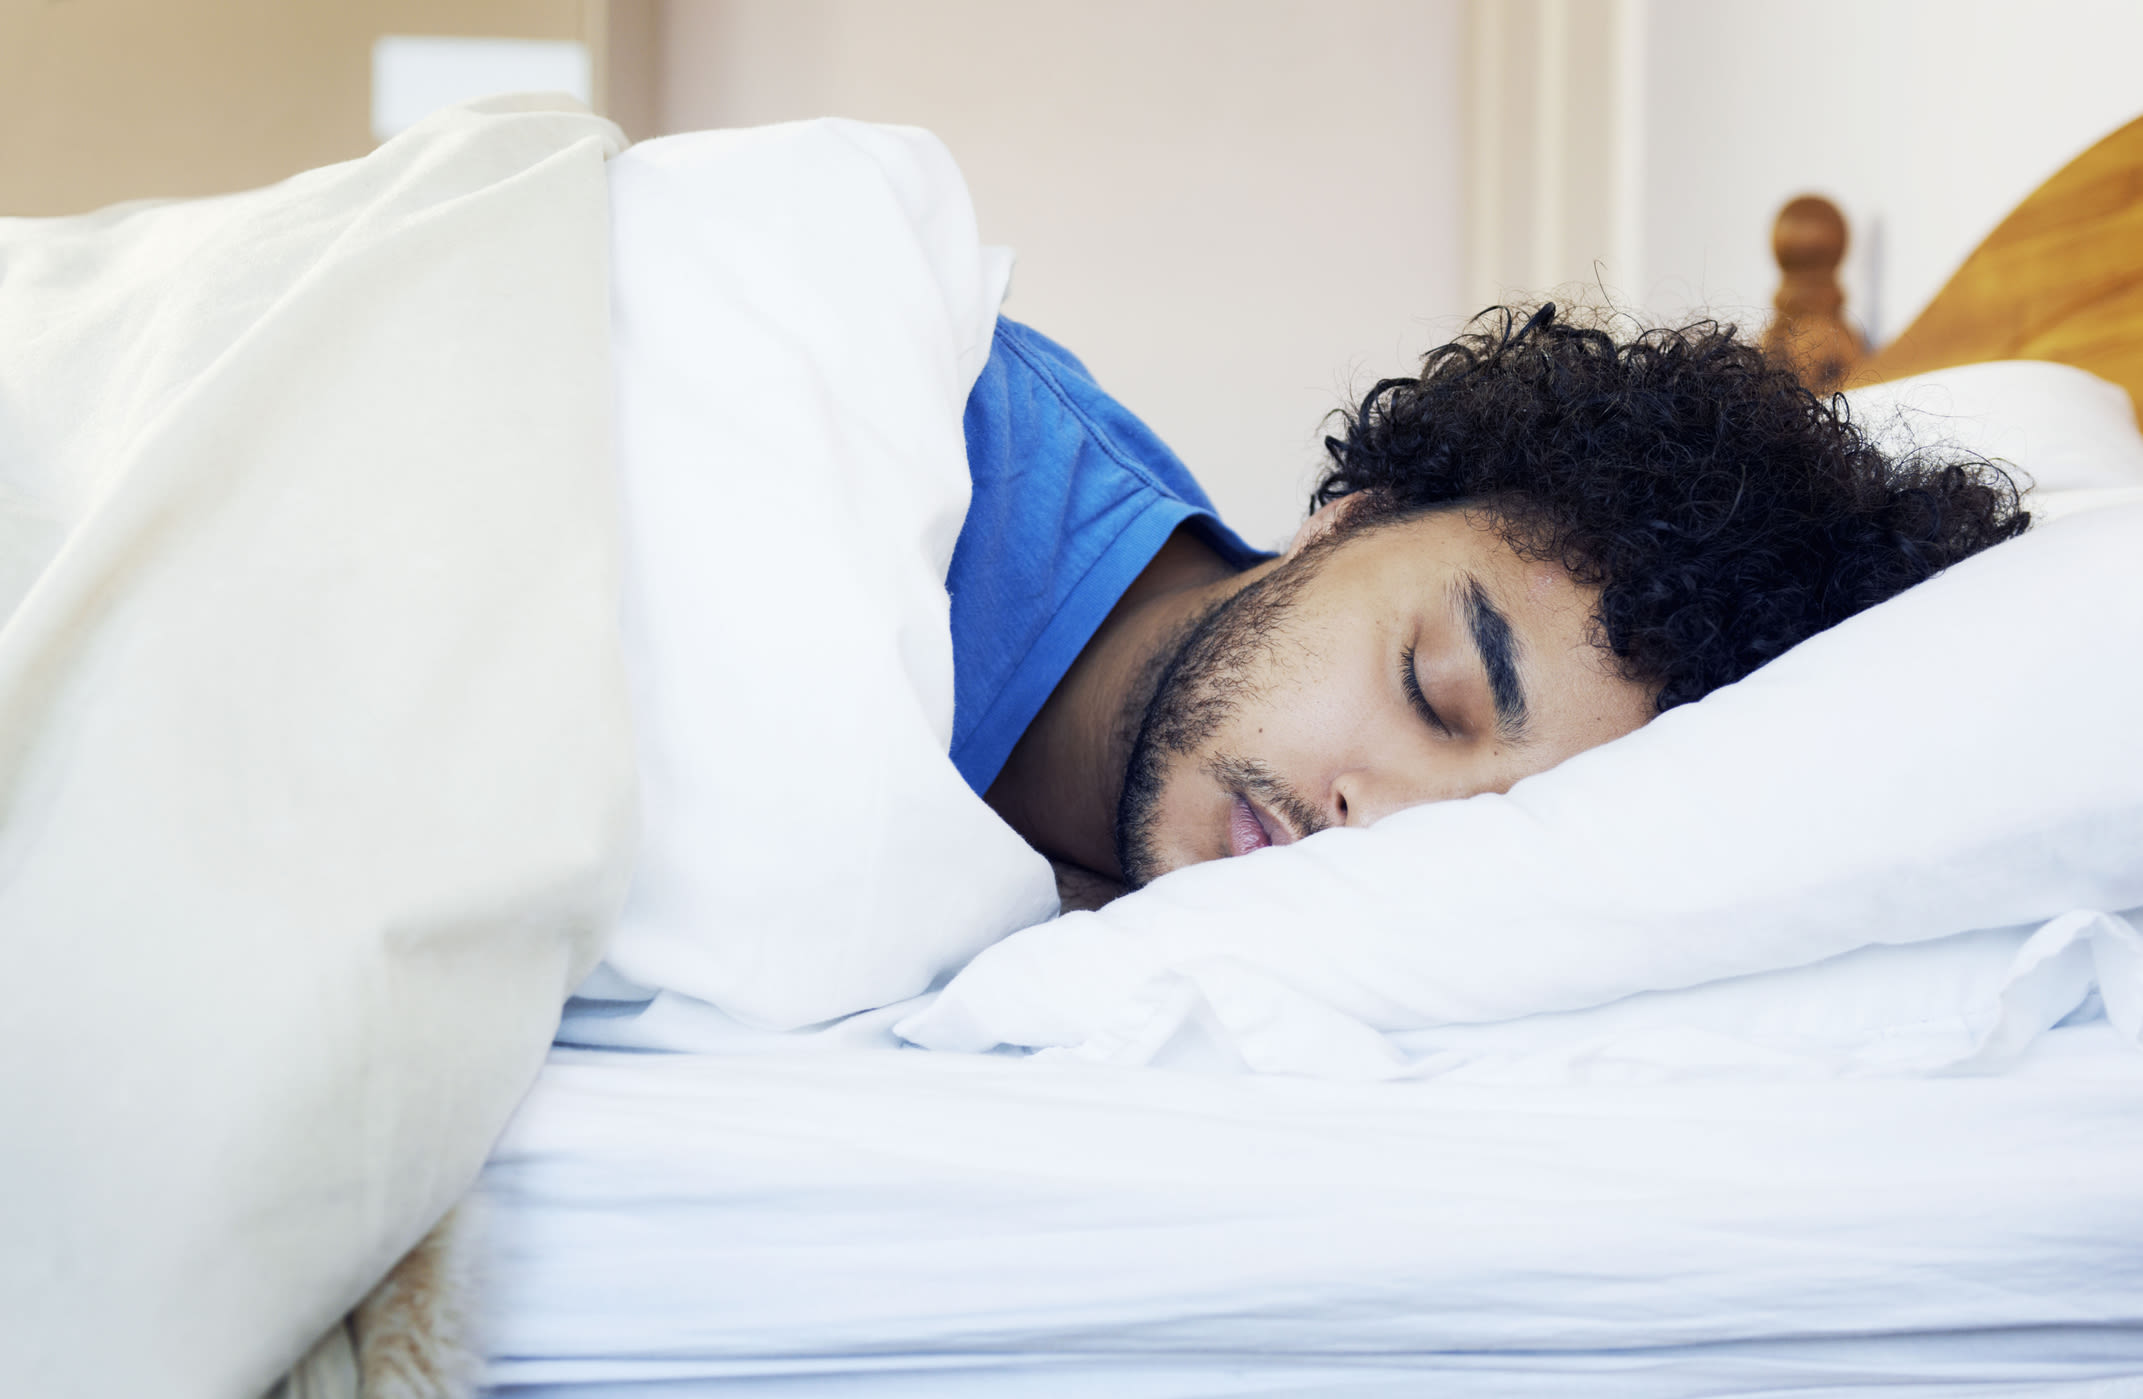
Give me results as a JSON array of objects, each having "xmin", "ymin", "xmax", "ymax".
[
  {"xmin": 1762, "ymin": 194, "xmax": 1865, "ymax": 394},
  {"xmin": 1773, "ymin": 195, "xmax": 1849, "ymax": 279}
]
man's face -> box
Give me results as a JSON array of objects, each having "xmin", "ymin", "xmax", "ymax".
[{"xmin": 1114, "ymin": 505, "xmax": 1657, "ymax": 887}]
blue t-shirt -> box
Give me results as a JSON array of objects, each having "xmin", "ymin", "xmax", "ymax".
[{"xmin": 949, "ymin": 319, "xmax": 1265, "ymax": 795}]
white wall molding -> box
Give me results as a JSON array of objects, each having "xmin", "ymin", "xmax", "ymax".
[{"xmin": 1466, "ymin": 0, "xmax": 1648, "ymax": 317}]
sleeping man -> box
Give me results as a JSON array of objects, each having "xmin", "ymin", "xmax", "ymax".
[{"xmin": 966, "ymin": 302, "xmax": 2026, "ymax": 908}]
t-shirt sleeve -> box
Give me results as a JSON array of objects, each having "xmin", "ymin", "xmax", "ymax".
[{"xmin": 947, "ymin": 319, "xmax": 1266, "ymax": 795}]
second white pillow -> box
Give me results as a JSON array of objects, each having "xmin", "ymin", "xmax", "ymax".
[{"xmin": 1843, "ymin": 360, "xmax": 2143, "ymax": 492}]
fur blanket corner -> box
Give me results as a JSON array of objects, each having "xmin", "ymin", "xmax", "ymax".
[{"xmin": 272, "ymin": 1204, "xmax": 482, "ymax": 1399}]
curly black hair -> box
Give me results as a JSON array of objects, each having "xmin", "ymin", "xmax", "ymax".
[{"xmin": 1314, "ymin": 304, "xmax": 2029, "ymax": 711}]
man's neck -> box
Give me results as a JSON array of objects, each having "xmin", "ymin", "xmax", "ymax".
[{"xmin": 983, "ymin": 525, "xmax": 1268, "ymax": 880}]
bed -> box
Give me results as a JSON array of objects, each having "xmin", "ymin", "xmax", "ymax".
[
  {"xmin": 466, "ymin": 115, "xmax": 2143, "ymax": 1397},
  {"xmin": 16, "ymin": 95, "xmax": 2133, "ymax": 1399}
]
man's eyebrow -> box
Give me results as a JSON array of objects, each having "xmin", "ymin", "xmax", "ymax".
[{"xmin": 1453, "ymin": 573, "xmax": 1530, "ymax": 740}]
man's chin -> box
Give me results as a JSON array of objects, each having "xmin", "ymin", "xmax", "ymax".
[
  {"xmin": 1113, "ymin": 785, "xmax": 1218, "ymax": 891},
  {"xmin": 1111, "ymin": 745, "xmax": 1172, "ymax": 890},
  {"xmin": 1113, "ymin": 833, "xmax": 1167, "ymax": 892},
  {"xmin": 1113, "ymin": 808, "xmax": 1184, "ymax": 892}
]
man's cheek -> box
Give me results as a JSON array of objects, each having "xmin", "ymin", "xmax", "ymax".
[{"xmin": 1215, "ymin": 673, "xmax": 1327, "ymax": 756}]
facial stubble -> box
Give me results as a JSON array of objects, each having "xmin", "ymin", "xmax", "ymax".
[{"xmin": 1111, "ymin": 544, "xmax": 1334, "ymax": 888}]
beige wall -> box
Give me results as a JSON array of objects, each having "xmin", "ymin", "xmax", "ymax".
[
  {"xmin": 0, "ymin": 0, "xmax": 592, "ymax": 215},
  {"xmin": 23, "ymin": 2, "xmax": 2130, "ymax": 535},
  {"xmin": 6, "ymin": 0, "xmax": 1470, "ymax": 544},
  {"xmin": 648, "ymin": 0, "xmax": 1469, "ymax": 546}
]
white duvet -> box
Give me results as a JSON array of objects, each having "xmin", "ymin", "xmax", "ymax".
[{"xmin": 597, "ymin": 120, "xmax": 1056, "ymax": 1033}]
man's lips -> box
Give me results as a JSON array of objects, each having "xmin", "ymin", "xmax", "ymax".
[{"xmin": 1226, "ymin": 793, "xmax": 1298, "ymax": 858}]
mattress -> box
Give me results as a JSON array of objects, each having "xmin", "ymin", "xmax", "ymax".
[{"xmin": 479, "ymin": 1020, "xmax": 2143, "ymax": 1397}]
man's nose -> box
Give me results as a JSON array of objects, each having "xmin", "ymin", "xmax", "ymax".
[
  {"xmin": 1329, "ymin": 769, "xmax": 1423, "ymax": 830},
  {"xmin": 1331, "ymin": 755, "xmax": 1495, "ymax": 828}
]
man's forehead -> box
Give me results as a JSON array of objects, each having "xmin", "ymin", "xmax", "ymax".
[
  {"xmin": 1522, "ymin": 565, "xmax": 1566, "ymax": 605},
  {"xmin": 1397, "ymin": 509, "xmax": 1585, "ymax": 611}
]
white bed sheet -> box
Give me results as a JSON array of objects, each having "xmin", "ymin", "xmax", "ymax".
[{"xmin": 480, "ymin": 1026, "xmax": 2143, "ymax": 1397}]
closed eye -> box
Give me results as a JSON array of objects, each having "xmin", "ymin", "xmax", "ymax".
[{"xmin": 1400, "ymin": 643, "xmax": 1452, "ymax": 736}]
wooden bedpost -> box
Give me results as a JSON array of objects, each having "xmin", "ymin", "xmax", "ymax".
[{"xmin": 1760, "ymin": 194, "xmax": 1866, "ymax": 394}]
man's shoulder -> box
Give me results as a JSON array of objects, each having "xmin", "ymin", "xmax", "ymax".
[{"xmin": 973, "ymin": 318, "xmax": 1211, "ymax": 505}]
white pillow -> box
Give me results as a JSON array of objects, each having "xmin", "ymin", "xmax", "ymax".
[
  {"xmin": 599, "ymin": 121, "xmax": 1057, "ymax": 1030},
  {"xmin": 900, "ymin": 490, "xmax": 2143, "ymax": 1075},
  {"xmin": 1842, "ymin": 360, "xmax": 2143, "ymax": 492}
]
